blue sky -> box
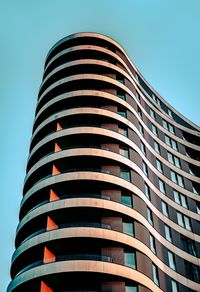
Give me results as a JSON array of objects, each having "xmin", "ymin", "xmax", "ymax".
[{"xmin": 0, "ymin": 0, "xmax": 200, "ymax": 290}]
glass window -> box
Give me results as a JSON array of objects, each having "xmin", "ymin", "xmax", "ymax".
[
  {"xmin": 119, "ymin": 147, "xmax": 129, "ymax": 158},
  {"xmin": 125, "ymin": 286, "xmax": 137, "ymax": 292},
  {"xmin": 117, "ymin": 90, "xmax": 126, "ymax": 100},
  {"xmin": 173, "ymin": 190, "xmax": 188, "ymax": 208},
  {"xmin": 144, "ymin": 183, "xmax": 150, "ymax": 199},
  {"xmin": 185, "ymin": 261, "xmax": 200, "ymax": 283},
  {"xmin": 159, "ymin": 179, "xmax": 165, "ymax": 194},
  {"xmin": 150, "ymin": 108, "xmax": 155, "ymax": 119},
  {"xmin": 162, "ymin": 120, "xmax": 175, "ymax": 134},
  {"xmin": 120, "ymin": 169, "xmax": 131, "ymax": 181},
  {"xmin": 152, "ymin": 264, "xmax": 159, "ymax": 286},
  {"xmin": 177, "ymin": 212, "xmax": 192, "ymax": 231},
  {"xmin": 139, "ymin": 123, "xmax": 144, "ymax": 136},
  {"xmin": 152, "ymin": 124, "xmax": 158, "ymax": 136},
  {"xmin": 117, "ymin": 75, "xmax": 125, "ymax": 84},
  {"xmin": 196, "ymin": 202, "xmax": 200, "ymax": 214},
  {"xmin": 168, "ymin": 251, "xmax": 176, "ymax": 270},
  {"xmin": 135, "ymin": 91, "xmax": 140, "ymax": 101},
  {"xmin": 167, "ymin": 152, "xmax": 181, "ymax": 168},
  {"xmin": 147, "ymin": 207, "xmax": 153, "ymax": 225},
  {"xmin": 156, "ymin": 159, "xmax": 163, "ymax": 173},
  {"xmin": 181, "ymin": 235, "xmax": 196, "ymax": 256},
  {"xmin": 161, "ymin": 201, "xmax": 169, "ymax": 217},
  {"xmin": 141, "ymin": 142, "xmax": 146, "ymax": 155},
  {"xmin": 143, "ymin": 162, "xmax": 148, "ymax": 176},
  {"xmin": 167, "ymin": 108, "xmax": 173, "ymax": 118},
  {"xmin": 164, "ymin": 224, "xmax": 172, "ymax": 242},
  {"xmin": 124, "ymin": 252, "xmax": 136, "ymax": 269},
  {"xmin": 118, "ymin": 109, "xmax": 127, "ymax": 118},
  {"xmin": 118, "ymin": 127, "xmax": 128, "ymax": 137},
  {"xmin": 165, "ymin": 135, "xmax": 177, "ymax": 150},
  {"xmin": 150, "ymin": 234, "xmax": 156, "ymax": 254},
  {"xmin": 170, "ymin": 171, "xmax": 184, "ymax": 187},
  {"xmin": 137, "ymin": 106, "xmax": 142, "ymax": 118},
  {"xmin": 121, "ymin": 194, "xmax": 132, "ymax": 207},
  {"xmin": 154, "ymin": 140, "xmax": 160, "ymax": 153},
  {"xmin": 171, "ymin": 280, "xmax": 178, "ymax": 292},
  {"xmin": 123, "ymin": 222, "xmax": 134, "ymax": 236}
]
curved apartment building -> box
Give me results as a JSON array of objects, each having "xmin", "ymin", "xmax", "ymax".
[{"xmin": 8, "ymin": 33, "xmax": 200, "ymax": 292}]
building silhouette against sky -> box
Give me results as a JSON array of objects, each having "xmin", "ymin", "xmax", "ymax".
[{"xmin": 8, "ymin": 33, "xmax": 200, "ymax": 292}]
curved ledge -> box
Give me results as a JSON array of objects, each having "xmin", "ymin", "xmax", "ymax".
[
  {"xmin": 32, "ymin": 89, "xmax": 200, "ymax": 169},
  {"xmin": 11, "ymin": 227, "xmax": 200, "ymax": 290},
  {"xmin": 30, "ymin": 106, "xmax": 200, "ymax": 181},
  {"xmin": 27, "ymin": 125, "xmax": 200, "ymax": 204},
  {"xmin": 8, "ymin": 259, "xmax": 164, "ymax": 292},
  {"xmin": 25, "ymin": 146, "xmax": 200, "ymax": 224},
  {"xmin": 17, "ymin": 196, "xmax": 200, "ymax": 264},
  {"xmin": 45, "ymin": 32, "xmax": 200, "ymax": 132}
]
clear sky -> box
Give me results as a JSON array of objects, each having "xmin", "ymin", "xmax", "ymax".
[{"xmin": 0, "ymin": 0, "xmax": 200, "ymax": 290}]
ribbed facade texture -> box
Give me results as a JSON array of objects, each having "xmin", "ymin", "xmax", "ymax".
[{"xmin": 8, "ymin": 33, "xmax": 200, "ymax": 292}]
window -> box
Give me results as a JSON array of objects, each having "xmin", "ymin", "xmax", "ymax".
[
  {"xmin": 181, "ymin": 235, "xmax": 196, "ymax": 256},
  {"xmin": 162, "ymin": 120, "xmax": 175, "ymax": 134},
  {"xmin": 168, "ymin": 251, "xmax": 176, "ymax": 270},
  {"xmin": 120, "ymin": 169, "xmax": 131, "ymax": 181},
  {"xmin": 139, "ymin": 123, "xmax": 144, "ymax": 136},
  {"xmin": 171, "ymin": 280, "xmax": 178, "ymax": 292},
  {"xmin": 124, "ymin": 251, "xmax": 136, "ymax": 269},
  {"xmin": 154, "ymin": 140, "xmax": 160, "ymax": 154},
  {"xmin": 185, "ymin": 261, "xmax": 200, "ymax": 283},
  {"xmin": 167, "ymin": 152, "xmax": 181, "ymax": 168},
  {"xmin": 135, "ymin": 91, "xmax": 140, "ymax": 101},
  {"xmin": 137, "ymin": 106, "xmax": 142, "ymax": 118},
  {"xmin": 170, "ymin": 171, "xmax": 184, "ymax": 187},
  {"xmin": 150, "ymin": 234, "xmax": 156, "ymax": 254},
  {"xmin": 143, "ymin": 162, "xmax": 148, "ymax": 176},
  {"xmin": 159, "ymin": 179, "xmax": 165, "ymax": 194},
  {"xmin": 177, "ymin": 212, "xmax": 192, "ymax": 231},
  {"xmin": 117, "ymin": 109, "xmax": 127, "ymax": 118},
  {"xmin": 141, "ymin": 142, "xmax": 146, "ymax": 155},
  {"xmin": 164, "ymin": 224, "xmax": 172, "ymax": 242},
  {"xmin": 118, "ymin": 127, "xmax": 128, "ymax": 137},
  {"xmin": 152, "ymin": 264, "xmax": 159, "ymax": 286},
  {"xmin": 150, "ymin": 108, "xmax": 155, "ymax": 119},
  {"xmin": 193, "ymin": 184, "xmax": 199, "ymax": 195},
  {"xmin": 156, "ymin": 159, "xmax": 163, "ymax": 173},
  {"xmin": 117, "ymin": 90, "xmax": 125, "ymax": 100},
  {"xmin": 147, "ymin": 207, "xmax": 153, "ymax": 225},
  {"xmin": 125, "ymin": 286, "xmax": 137, "ymax": 292},
  {"xmin": 119, "ymin": 147, "xmax": 129, "ymax": 158},
  {"xmin": 196, "ymin": 202, "xmax": 200, "ymax": 214},
  {"xmin": 144, "ymin": 183, "xmax": 150, "ymax": 199},
  {"xmin": 173, "ymin": 190, "xmax": 188, "ymax": 208},
  {"xmin": 116, "ymin": 74, "xmax": 125, "ymax": 84},
  {"xmin": 161, "ymin": 201, "xmax": 169, "ymax": 217},
  {"xmin": 167, "ymin": 108, "xmax": 173, "ymax": 118},
  {"xmin": 152, "ymin": 94, "xmax": 161, "ymax": 107},
  {"xmin": 123, "ymin": 222, "xmax": 134, "ymax": 236},
  {"xmin": 165, "ymin": 135, "xmax": 178, "ymax": 150},
  {"xmin": 121, "ymin": 194, "xmax": 133, "ymax": 207},
  {"xmin": 152, "ymin": 124, "xmax": 158, "ymax": 136}
]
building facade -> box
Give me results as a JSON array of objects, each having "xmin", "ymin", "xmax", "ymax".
[{"xmin": 8, "ymin": 33, "xmax": 200, "ymax": 292}]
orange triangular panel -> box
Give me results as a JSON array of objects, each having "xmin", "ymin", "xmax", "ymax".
[
  {"xmin": 54, "ymin": 143, "xmax": 62, "ymax": 152},
  {"xmin": 43, "ymin": 247, "xmax": 56, "ymax": 264},
  {"xmin": 47, "ymin": 216, "xmax": 58, "ymax": 231},
  {"xmin": 40, "ymin": 281, "xmax": 53, "ymax": 292},
  {"xmin": 50, "ymin": 189, "xmax": 59, "ymax": 201},
  {"xmin": 52, "ymin": 165, "xmax": 60, "ymax": 175},
  {"xmin": 56, "ymin": 122, "xmax": 63, "ymax": 131}
]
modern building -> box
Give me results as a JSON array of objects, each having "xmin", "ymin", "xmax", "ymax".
[{"xmin": 8, "ymin": 32, "xmax": 200, "ymax": 292}]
